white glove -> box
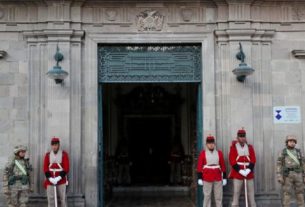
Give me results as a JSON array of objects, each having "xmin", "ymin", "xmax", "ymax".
[
  {"xmin": 239, "ymin": 169, "xmax": 247, "ymax": 177},
  {"xmin": 198, "ymin": 179, "xmax": 203, "ymax": 186},
  {"xmin": 49, "ymin": 178, "xmax": 57, "ymax": 185},
  {"xmin": 222, "ymin": 179, "xmax": 227, "ymax": 186},
  {"xmin": 54, "ymin": 176, "xmax": 62, "ymax": 183},
  {"xmin": 244, "ymin": 169, "xmax": 251, "ymax": 176}
]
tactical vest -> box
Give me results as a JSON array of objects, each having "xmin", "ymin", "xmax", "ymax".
[
  {"xmin": 282, "ymin": 148, "xmax": 303, "ymax": 176},
  {"xmin": 7, "ymin": 158, "xmax": 31, "ymax": 186}
]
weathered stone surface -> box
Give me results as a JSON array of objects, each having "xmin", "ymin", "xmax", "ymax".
[
  {"xmin": 0, "ymin": 0, "xmax": 305, "ymax": 206},
  {"xmin": 0, "ymin": 73, "xmax": 14, "ymax": 85}
]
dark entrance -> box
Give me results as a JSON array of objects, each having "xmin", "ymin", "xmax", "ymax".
[
  {"xmin": 101, "ymin": 83, "xmax": 200, "ymax": 206},
  {"xmin": 127, "ymin": 117, "xmax": 171, "ymax": 185}
]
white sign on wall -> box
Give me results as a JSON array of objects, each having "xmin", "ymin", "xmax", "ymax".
[{"xmin": 273, "ymin": 106, "xmax": 301, "ymax": 124}]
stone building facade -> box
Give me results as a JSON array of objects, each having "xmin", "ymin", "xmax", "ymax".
[{"xmin": 0, "ymin": 0, "xmax": 305, "ymax": 206}]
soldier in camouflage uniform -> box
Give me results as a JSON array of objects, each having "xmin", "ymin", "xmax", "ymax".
[
  {"xmin": 2, "ymin": 145, "xmax": 32, "ymax": 207},
  {"xmin": 276, "ymin": 135, "xmax": 305, "ymax": 207}
]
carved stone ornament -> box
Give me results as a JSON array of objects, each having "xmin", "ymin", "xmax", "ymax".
[
  {"xmin": 292, "ymin": 6, "xmax": 305, "ymax": 20},
  {"xmin": 0, "ymin": 8, "xmax": 5, "ymax": 19},
  {"xmin": 181, "ymin": 8, "xmax": 193, "ymax": 22},
  {"xmin": 106, "ymin": 9, "xmax": 117, "ymax": 21},
  {"xmin": 136, "ymin": 10, "xmax": 164, "ymax": 31}
]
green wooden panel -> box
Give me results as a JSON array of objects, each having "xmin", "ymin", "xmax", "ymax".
[
  {"xmin": 98, "ymin": 44, "xmax": 202, "ymax": 83},
  {"xmin": 98, "ymin": 85, "xmax": 104, "ymax": 207},
  {"xmin": 196, "ymin": 83, "xmax": 203, "ymax": 207}
]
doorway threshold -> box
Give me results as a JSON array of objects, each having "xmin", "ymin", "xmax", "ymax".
[
  {"xmin": 113, "ymin": 186, "xmax": 190, "ymax": 197},
  {"xmin": 108, "ymin": 187, "xmax": 194, "ymax": 207}
]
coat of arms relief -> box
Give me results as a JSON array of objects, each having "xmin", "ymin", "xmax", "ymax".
[{"xmin": 136, "ymin": 10, "xmax": 164, "ymax": 31}]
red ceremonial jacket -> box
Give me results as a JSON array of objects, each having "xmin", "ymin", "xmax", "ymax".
[
  {"xmin": 197, "ymin": 150, "xmax": 226, "ymax": 182},
  {"xmin": 229, "ymin": 140, "xmax": 256, "ymax": 180},
  {"xmin": 43, "ymin": 150, "xmax": 69, "ymax": 188}
]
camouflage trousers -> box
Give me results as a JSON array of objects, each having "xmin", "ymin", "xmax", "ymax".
[
  {"xmin": 282, "ymin": 171, "xmax": 305, "ymax": 207},
  {"xmin": 4, "ymin": 190, "xmax": 29, "ymax": 207}
]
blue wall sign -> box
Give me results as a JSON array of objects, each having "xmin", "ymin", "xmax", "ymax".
[{"xmin": 273, "ymin": 106, "xmax": 301, "ymax": 124}]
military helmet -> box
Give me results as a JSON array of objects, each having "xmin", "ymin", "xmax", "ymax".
[
  {"xmin": 286, "ymin": 135, "xmax": 297, "ymax": 144},
  {"xmin": 14, "ymin": 145, "xmax": 27, "ymax": 154}
]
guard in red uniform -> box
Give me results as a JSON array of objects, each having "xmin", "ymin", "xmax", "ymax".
[
  {"xmin": 43, "ymin": 137, "xmax": 69, "ymax": 207},
  {"xmin": 229, "ymin": 128, "xmax": 256, "ymax": 207},
  {"xmin": 197, "ymin": 135, "xmax": 227, "ymax": 207}
]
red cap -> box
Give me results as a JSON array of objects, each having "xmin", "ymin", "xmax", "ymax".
[
  {"xmin": 51, "ymin": 137, "xmax": 60, "ymax": 144},
  {"xmin": 206, "ymin": 135, "xmax": 215, "ymax": 143},
  {"xmin": 237, "ymin": 127, "xmax": 246, "ymax": 136}
]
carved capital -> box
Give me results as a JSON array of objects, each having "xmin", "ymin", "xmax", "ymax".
[
  {"xmin": 23, "ymin": 30, "xmax": 85, "ymax": 43},
  {"xmin": 215, "ymin": 29, "xmax": 275, "ymax": 42}
]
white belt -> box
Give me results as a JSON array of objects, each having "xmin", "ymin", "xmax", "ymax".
[
  {"xmin": 203, "ymin": 165, "xmax": 220, "ymax": 169},
  {"xmin": 237, "ymin": 162, "xmax": 249, "ymax": 166},
  {"xmin": 49, "ymin": 169, "xmax": 63, "ymax": 172},
  {"xmin": 49, "ymin": 163, "xmax": 63, "ymax": 173}
]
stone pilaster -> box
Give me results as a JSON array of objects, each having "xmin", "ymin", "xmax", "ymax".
[
  {"xmin": 23, "ymin": 29, "xmax": 85, "ymax": 206},
  {"xmin": 202, "ymin": 33, "xmax": 217, "ymax": 138},
  {"xmin": 215, "ymin": 27, "xmax": 277, "ymax": 202}
]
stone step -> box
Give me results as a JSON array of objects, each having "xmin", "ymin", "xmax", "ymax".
[
  {"xmin": 112, "ymin": 186, "xmax": 191, "ymax": 197},
  {"xmin": 106, "ymin": 194, "xmax": 195, "ymax": 207}
]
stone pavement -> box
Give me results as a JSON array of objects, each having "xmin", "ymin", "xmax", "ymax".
[{"xmin": 106, "ymin": 195, "xmax": 195, "ymax": 207}]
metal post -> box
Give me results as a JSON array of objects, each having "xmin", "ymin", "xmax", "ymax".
[
  {"xmin": 244, "ymin": 178, "xmax": 248, "ymax": 207},
  {"xmin": 54, "ymin": 185, "xmax": 58, "ymax": 207},
  {"xmin": 244, "ymin": 160, "xmax": 248, "ymax": 207}
]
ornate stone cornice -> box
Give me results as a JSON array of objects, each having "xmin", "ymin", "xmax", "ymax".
[
  {"xmin": 225, "ymin": 0, "xmax": 255, "ymax": 4},
  {"xmin": 212, "ymin": 0, "xmax": 228, "ymax": 5}
]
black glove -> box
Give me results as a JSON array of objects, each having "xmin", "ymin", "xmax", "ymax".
[
  {"xmin": 197, "ymin": 173, "xmax": 203, "ymax": 180},
  {"xmin": 233, "ymin": 164, "xmax": 240, "ymax": 172},
  {"xmin": 223, "ymin": 172, "xmax": 227, "ymax": 179},
  {"xmin": 248, "ymin": 163, "xmax": 255, "ymax": 171}
]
